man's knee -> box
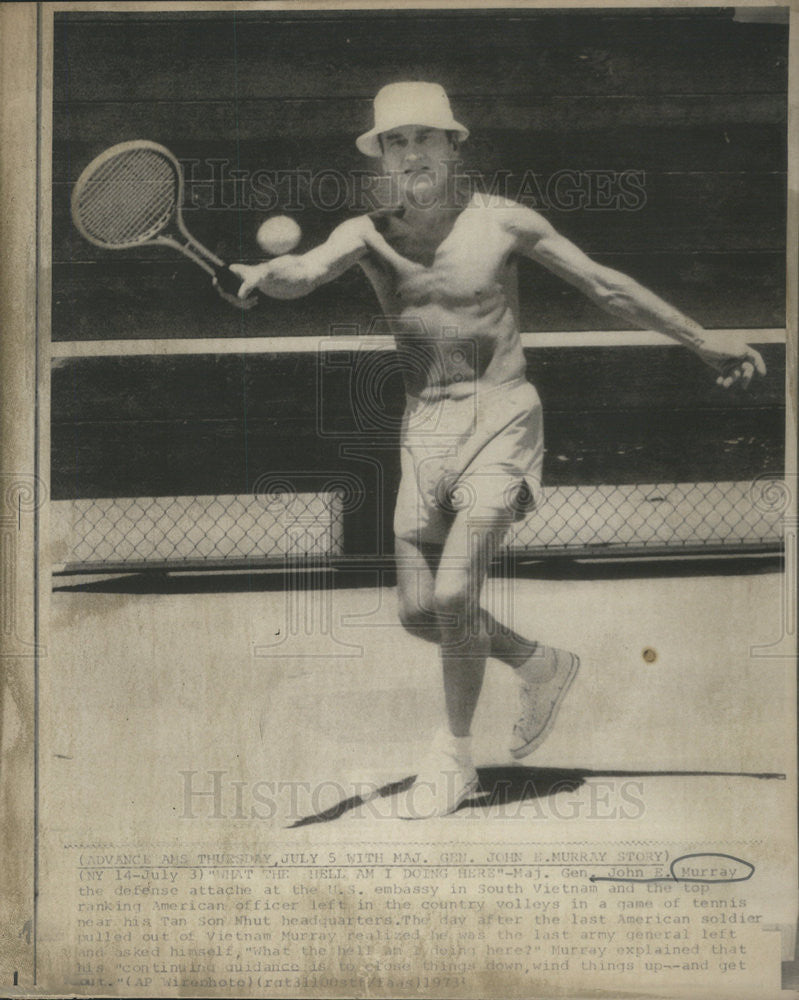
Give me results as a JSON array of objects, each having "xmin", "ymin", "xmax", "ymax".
[
  {"xmin": 432, "ymin": 578, "xmax": 476, "ymax": 632},
  {"xmin": 397, "ymin": 594, "xmax": 439, "ymax": 641}
]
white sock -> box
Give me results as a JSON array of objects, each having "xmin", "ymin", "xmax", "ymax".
[{"xmin": 433, "ymin": 728, "xmax": 473, "ymax": 766}]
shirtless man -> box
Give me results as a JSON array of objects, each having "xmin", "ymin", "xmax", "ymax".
[{"xmin": 224, "ymin": 82, "xmax": 766, "ymax": 818}]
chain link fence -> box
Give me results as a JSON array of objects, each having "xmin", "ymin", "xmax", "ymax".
[
  {"xmin": 51, "ymin": 478, "xmax": 784, "ymax": 574},
  {"xmin": 506, "ymin": 480, "xmax": 783, "ymax": 555},
  {"xmin": 51, "ymin": 492, "xmax": 345, "ymax": 571}
]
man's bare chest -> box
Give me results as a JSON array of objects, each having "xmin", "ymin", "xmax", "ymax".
[{"xmin": 368, "ymin": 208, "xmax": 515, "ymax": 303}]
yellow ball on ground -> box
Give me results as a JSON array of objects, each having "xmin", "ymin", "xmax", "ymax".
[{"xmin": 256, "ymin": 215, "xmax": 302, "ymax": 255}]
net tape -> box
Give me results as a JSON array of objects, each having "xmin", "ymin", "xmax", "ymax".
[{"xmin": 74, "ymin": 147, "xmax": 177, "ymax": 247}]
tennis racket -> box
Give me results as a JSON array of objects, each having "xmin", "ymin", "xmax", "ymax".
[{"xmin": 71, "ymin": 139, "xmax": 246, "ymax": 297}]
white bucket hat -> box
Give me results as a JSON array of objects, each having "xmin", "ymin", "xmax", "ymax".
[{"xmin": 356, "ymin": 82, "xmax": 469, "ymax": 158}]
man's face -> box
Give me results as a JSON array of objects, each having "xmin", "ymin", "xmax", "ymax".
[{"xmin": 378, "ymin": 125, "xmax": 456, "ymax": 206}]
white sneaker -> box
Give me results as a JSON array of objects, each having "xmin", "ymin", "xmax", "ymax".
[
  {"xmin": 509, "ymin": 646, "xmax": 580, "ymax": 760},
  {"xmin": 396, "ymin": 734, "xmax": 480, "ymax": 820}
]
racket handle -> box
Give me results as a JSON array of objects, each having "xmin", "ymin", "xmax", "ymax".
[{"xmin": 214, "ymin": 264, "xmax": 250, "ymax": 298}]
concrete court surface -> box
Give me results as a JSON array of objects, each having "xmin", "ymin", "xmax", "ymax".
[{"xmin": 41, "ymin": 561, "xmax": 793, "ymax": 845}]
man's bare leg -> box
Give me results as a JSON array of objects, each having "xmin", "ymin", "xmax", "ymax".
[
  {"xmin": 394, "ymin": 511, "xmax": 517, "ymax": 817},
  {"xmin": 396, "ymin": 524, "xmax": 579, "ymax": 774},
  {"xmin": 432, "ymin": 509, "xmax": 515, "ymax": 737},
  {"xmin": 395, "ymin": 532, "xmax": 489, "ymax": 737},
  {"xmin": 395, "ymin": 535, "xmax": 555, "ymax": 680}
]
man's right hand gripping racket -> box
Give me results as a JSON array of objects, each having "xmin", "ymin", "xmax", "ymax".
[{"xmin": 71, "ymin": 139, "xmax": 253, "ymax": 303}]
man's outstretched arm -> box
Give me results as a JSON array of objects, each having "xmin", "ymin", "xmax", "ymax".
[
  {"xmin": 505, "ymin": 204, "xmax": 766, "ymax": 389},
  {"xmin": 218, "ymin": 216, "xmax": 372, "ymax": 305}
]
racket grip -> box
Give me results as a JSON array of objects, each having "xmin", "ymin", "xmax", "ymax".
[{"xmin": 214, "ymin": 264, "xmax": 249, "ymax": 298}]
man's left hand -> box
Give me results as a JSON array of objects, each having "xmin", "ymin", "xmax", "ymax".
[{"xmin": 696, "ymin": 333, "xmax": 767, "ymax": 389}]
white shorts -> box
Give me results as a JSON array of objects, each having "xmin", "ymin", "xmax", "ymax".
[{"xmin": 393, "ymin": 377, "xmax": 544, "ymax": 546}]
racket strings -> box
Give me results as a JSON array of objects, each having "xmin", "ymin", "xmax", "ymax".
[{"xmin": 74, "ymin": 148, "xmax": 178, "ymax": 247}]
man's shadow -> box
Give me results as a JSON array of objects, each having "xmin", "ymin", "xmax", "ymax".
[{"xmin": 287, "ymin": 765, "xmax": 784, "ymax": 827}]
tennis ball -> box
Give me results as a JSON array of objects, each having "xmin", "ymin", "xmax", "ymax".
[{"xmin": 256, "ymin": 215, "xmax": 302, "ymax": 255}]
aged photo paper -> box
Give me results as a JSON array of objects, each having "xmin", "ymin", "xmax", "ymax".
[{"xmin": 1, "ymin": 1, "xmax": 797, "ymax": 997}]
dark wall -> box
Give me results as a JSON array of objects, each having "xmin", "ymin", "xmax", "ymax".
[
  {"xmin": 53, "ymin": 8, "xmax": 788, "ymax": 340},
  {"xmin": 51, "ymin": 344, "xmax": 785, "ymax": 496}
]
